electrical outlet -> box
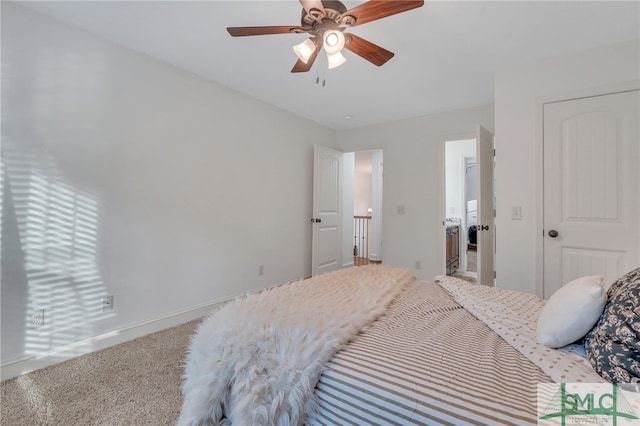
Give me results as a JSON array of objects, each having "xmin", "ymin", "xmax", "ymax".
[
  {"xmin": 449, "ymin": 206, "xmax": 455, "ymax": 214},
  {"xmin": 258, "ymin": 265, "xmax": 264, "ymax": 276},
  {"xmin": 101, "ymin": 295, "xmax": 114, "ymax": 312},
  {"xmin": 31, "ymin": 309, "xmax": 45, "ymax": 328},
  {"xmin": 415, "ymin": 260, "xmax": 422, "ymax": 270}
]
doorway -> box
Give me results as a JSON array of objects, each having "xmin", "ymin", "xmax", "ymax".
[
  {"xmin": 314, "ymin": 146, "xmax": 383, "ymax": 274},
  {"xmin": 354, "ymin": 151, "xmax": 373, "ymax": 265},
  {"xmin": 445, "ymin": 139, "xmax": 477, "ymax": 281},
  {"xmin": 343, "ymin": 150, "xmax": 383, "ymax": 268}
]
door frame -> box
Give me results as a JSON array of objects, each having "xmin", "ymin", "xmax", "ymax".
[{"xmin": 534, "ymin": 80, "xmax": 640, "ymax": 298}]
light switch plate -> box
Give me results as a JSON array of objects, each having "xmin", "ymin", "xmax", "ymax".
[{"xmin": 511, "ymin": 206, "xmax": 522, "ymax": 220}]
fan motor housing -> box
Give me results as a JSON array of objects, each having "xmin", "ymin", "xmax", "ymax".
[{"xmin": 301, "ymin": 0, "xmax": 349, "ymax": 27}]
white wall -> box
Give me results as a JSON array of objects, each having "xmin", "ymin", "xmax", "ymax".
[
  {"xmin": 495, "ymin": 40, "xmax": 640, "ymax": 295},
  {"xmin": 354, "ymin": 176, "xmax": 372, "ymax": 216},
  {"xmin": 335, "ymin": 105, "xmax": 494, "ymax": 281},
  {"xmin": 353, "ymin": 151, "xmax": 372, "ymax": 216},
  {"xmin": 1, "ymin": 3, "xmax": 335, "ymax": 369}
]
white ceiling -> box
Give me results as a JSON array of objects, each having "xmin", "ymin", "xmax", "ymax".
[{"xmin": 19, "ymin": 1, "xmax": 640, "ymax": 130}]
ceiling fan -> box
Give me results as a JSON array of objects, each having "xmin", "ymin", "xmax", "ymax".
[{"xmin": 227, "ymin": 0, "xmax": 425, "ymax": 73}]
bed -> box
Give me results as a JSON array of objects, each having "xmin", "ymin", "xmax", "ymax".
[{"xmin": 178, "ymin": 265, "xmax": 640, "ymax": 426}]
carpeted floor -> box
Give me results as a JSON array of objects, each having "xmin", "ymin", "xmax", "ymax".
[{"xmin": 1, "ymin": 319, "xmax": 200, "ymax": 426}]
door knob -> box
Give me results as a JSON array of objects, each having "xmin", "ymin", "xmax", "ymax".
[
  {"xmin": 310, "ymin": 218, "xmax": 322, "ymax": 223},
  {"xmin": 548, "ymin": 229, "xmax": 559, "ymax": 238}
]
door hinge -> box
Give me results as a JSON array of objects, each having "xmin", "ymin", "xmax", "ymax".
[{"xmin": 493, "ymin": 149, "xmax": 496, "ymax": 156}]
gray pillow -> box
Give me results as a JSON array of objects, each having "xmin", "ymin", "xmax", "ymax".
[{"xmin": 584, "ymin": 267, "xmax": 640, "ymax": 382}]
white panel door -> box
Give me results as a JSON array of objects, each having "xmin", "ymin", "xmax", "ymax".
[
  {"xmin": 312, "ymin": 145, "xmax": 343, "ymax": 277},
  {"xmin": 543, "ymin": 90, "xmax": 639, "ymax": 298},
  {"xmin": 477, "ymin": 125, "xmax": 495, "ymax": 286}
]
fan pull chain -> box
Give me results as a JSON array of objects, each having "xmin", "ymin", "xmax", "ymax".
[
  {"xmin": 322, "ymin": 56, "xmax": 326, "ymax": 86},
  {"xmin": 319, "ymin": 57, "xmax": 327, "ymax": 87},
  {"xmin": 314, "ymin": 56, "xmax": 326, "ymax": 87}
]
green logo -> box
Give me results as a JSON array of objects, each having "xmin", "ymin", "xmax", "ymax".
[{"xmin": 540, "ymin": 383, "xmax": 639, "ymax": 425}]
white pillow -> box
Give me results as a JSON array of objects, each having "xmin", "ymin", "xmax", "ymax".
[{"xmin": 537, "ymin": 275, "xmax": 606, "ymax": 348}]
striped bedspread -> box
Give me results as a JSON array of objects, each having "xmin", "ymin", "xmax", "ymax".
[{"xmin": 307, "ymin": 280, "xmax": 552, "ymax": 425}]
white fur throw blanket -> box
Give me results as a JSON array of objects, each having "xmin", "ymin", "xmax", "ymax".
[{"xmin": 178, "ymin": 265, "xmax": 413, "ymax": 426}]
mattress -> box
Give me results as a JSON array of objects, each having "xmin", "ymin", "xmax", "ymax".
[{"xmin": 308, "ymin": 281, "xmax": 552, "ymax": 425}]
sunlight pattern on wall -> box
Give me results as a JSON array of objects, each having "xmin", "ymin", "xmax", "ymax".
[
  {"xmin": 1, "ymin": 155, "xmax": 4, "ymax": 258},
  {"xmin": 2, "ymin": 141, "xmax": 111, "ymax": 358}
]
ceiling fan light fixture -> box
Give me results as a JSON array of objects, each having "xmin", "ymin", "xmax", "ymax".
[
  {"xmin": 293, "ymin": 38, "xmax": 316, "ymax": 64},
  {"xmin": 327, "ymin": 50, "xmax": 347, "ymax": 69},
  {"xmin": 323, "ymin": 30, "xmax": 345, "ymax": 55},
  {"xmin": 228, "ymin": 0, "xmax": 425, "ymax": 73}
]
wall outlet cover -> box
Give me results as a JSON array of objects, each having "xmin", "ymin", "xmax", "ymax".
[
  {"xmin": 31, "ymin": 309, "xmax": 45, "ymax": 328},
  {"xmin": 101, "ymin": 295, "xmax": 114, "ymax": 312}
]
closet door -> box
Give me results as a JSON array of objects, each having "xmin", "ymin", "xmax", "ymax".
[{"xmin": 543, "ymin": 90, "xmax": 639, "ymax": 298}]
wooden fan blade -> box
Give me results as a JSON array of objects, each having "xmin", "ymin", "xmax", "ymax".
[
  {"xmin": 227, "ymin": 26, "xmax": 305, "ymax": 37},
  {"xmin": 344, "ymin": 33, "xmax": 394, "ymax": 66},
  {"xmin": 299, "ymin": 0, "xmax": 326, "ymax": 17},
  {"xmin": 343, "ymin": 0, "xmax": 424, "ymax": 26},
  {"xmin": 291, "ymin": 47, "xmax": 319, "ymax": 73}
]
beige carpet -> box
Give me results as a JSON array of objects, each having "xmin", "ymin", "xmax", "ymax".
[{"xmin": 1, "ymin": 319, "xmax": 200, "ymax": 426}]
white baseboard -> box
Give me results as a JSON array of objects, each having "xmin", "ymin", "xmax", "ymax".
[{"xmin": 1, "ymin": 287, "xmax": 269, "ymax": 381}]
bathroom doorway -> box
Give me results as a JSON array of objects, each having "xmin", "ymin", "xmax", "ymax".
[{"xmin": 445, "ymin": 139, "xmax": 477, "ymax": 281}]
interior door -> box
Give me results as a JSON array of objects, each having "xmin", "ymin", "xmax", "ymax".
[
  {"xmin": 543, "ymin": 90, "xmax": 639, "ymax": 298},
  {"xmin": 312, "ymin": 144, "xmax": 343, "ymax": 276},
  {"xmin": 477, "ymin": 125, "xmax": 495, "ymax": 286}
]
